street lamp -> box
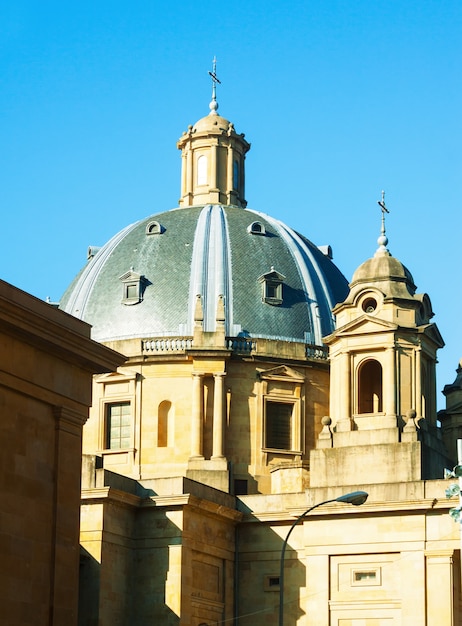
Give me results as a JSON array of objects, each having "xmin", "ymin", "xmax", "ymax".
[{"xmin": 278, "ymin": 490, "xmax": 368, "ymax": 626}]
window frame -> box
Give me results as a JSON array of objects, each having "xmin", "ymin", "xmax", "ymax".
[
  {"xmin": 95, "ymin": 371, "xmax": 138, "ymax": 462},
  {"xmin": 197, "ymin": 154, "xmax": 207, "ymax": 186},
  {"xmin": 258, "ymin": 268, "xmax": 285, "ymax": 306},
  {"xmin": 119, "ymin": 270, "xmax": 144, "ymax": 305},
  {"xmin": 145, "ymin": 220, "xmax": 164, "ymax": 235},
  {"xmin": 262, "ymin": 396, "xmax": 301, "ymax": 454},
  {"xmin": 247, "ymin": 220, "xmax": 266, "ymax": 236},
  {"xmin": 105, "ymin": 401, "xmax": 132, "ymax": 450},
  {"xmin": 357, "ymin": 358, "xmax": 383, "ymax": 415}
]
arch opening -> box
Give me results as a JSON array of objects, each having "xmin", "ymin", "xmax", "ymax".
[{"xmin": 358, "ymin": 360, "xmax": 383, "ymax": 414}]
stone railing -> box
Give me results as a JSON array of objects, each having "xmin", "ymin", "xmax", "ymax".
[
  {"xmin": 305, "ymin": 344, "xmax": 329, "ymax": 360},
  {"xmin": 142, "ymin": 337, "xmax": 193, "ymax": 353},
  {"xmin": 226, "ymin": 337, "xmax": 257, "ymax": 353},
  {"xmin": 141, "ymin": 335, "xmax": 328, "ymax": 361}
]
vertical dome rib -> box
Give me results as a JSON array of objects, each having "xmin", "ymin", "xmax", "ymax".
[
  {"xmin": 209, "ymin": 206, "xmax": 233, "ymax": 334},
  {"xmin": 188, "ymin": 206, "xmax": 211, "ymax": 333},
  {"xmin": 63, "ymin": 222, "xmax": 139, "ymax": 319},
  {"xmin": 256, "ymin": 212, "xmax": 336, "ymax": 343},
  {"xmin": 188, "ymin": 205, "xmax": 232, "ymax": 333}
]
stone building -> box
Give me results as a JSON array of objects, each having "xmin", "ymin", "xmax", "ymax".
[
  {"xmin": 60, "ymin": 81, "xmax": 462, "ymax": 625},
  {"xmin": 0, "ymin": 280, "xmax": 124, "ymax": 625}
]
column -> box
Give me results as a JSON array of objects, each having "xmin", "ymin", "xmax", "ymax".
[
  {"xmin": 384, "ymin": 346, "xmax": 397, "ymax": 418},
  {"xmin": 425, "ymin": 551, "xmax": 456, "ymax": 626},
  {"xmin": 336, "ymin": 352, "xmax": 352, "ymax": 431},
  {"xmin": 240, "ymin": 156, "xmax": 245, "ymax": 204},
  {"xmin": 227, "ymin": 145, "xmax": 234, "ymax": 203},
  {"xmin": 305, "ymin": 554, "xmax": 329, "ymax": 626},
  {"xmin": 190, "ymin": 373, "xmax": 204, "ymax": 459},
  {"xmin": 186, "ymin": 147, "xmax": 193, "ymax": 201},
  {"xmin": 415, "ymin": 346, "xmax": 422, "ymax": 419},
  {"xmin": 180, "ymin": 151, "xmax": 187, "ymax": 201},
  {"xmin": 212, "ymin": 373, "xmax": 226, "ymax": 459},
  {"xmin": 211, "ymin": 143, "xmax": 218, "ymax": 189}
]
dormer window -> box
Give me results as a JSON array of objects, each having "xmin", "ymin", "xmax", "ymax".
[
  {"xmin": 259, "ymin": 267, "xmax": 285, "ymax": 305},
  {"xmin": 145, "ymin": 220, "xmax": 164, "ymax": 235},
  {"xmin": 87, "ymin": 246, "xmax": 101, "ymax": 260},
  {"xmin": 119, "ymin": 269, "xmax": 144, "ymax": 305},
  {"xmin": 247, "ymin": 221, "xmax": 266, "ymax": 236}
]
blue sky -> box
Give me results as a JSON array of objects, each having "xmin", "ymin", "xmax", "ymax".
[{"xmin": 1, "ymin": 1, "xmax": 461, "ymax": 406}]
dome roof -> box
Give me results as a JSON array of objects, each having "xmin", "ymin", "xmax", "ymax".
[
  {"xmin": 192, "ymin": 113, "xmax": 233, "ymax": 133},
  {"xmin": 350, "ymin": 248, "xmax": 417, "ymax": 298},
  {"xmin": 346, "ymin": 197, "xmax": 417, "ymax": 302},
  {"xmin": 59, "ymin": 205, "xmax": 348, "ymax": 345}
]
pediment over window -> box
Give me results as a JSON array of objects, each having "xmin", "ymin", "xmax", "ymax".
[
  {"xmin": 258, "ymin": 268, "xmax": 285, "ymax": 283},
  {"xmin": 419, "ymin": 323, "xmax": 445, "ymax": 348},
  {"xmin": 95, "ymin": 370, "xmax": 138, "ymax": 385},
  {"xmin": 119, "ymin": 269, "xmax": 142, "ymax": 282},
  {"xmin": 259, "ymin": 365, "xmax": 305, "ymax": 383},
  {"xmin": 324, "ymin": 316, "xmax": 398, "ymax": 343}
]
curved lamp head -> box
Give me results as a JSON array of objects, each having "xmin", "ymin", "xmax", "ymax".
[{"xmin": 335, "ymin": 491, "xmax": 368, "ymax": 506}]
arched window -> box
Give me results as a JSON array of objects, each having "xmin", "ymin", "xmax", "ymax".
[
  {"xmin": 421, "ymin": 361, "xmax": 428, "ymax": 420},
  {"xmin": 358, "ymin": 360, "xmax": 383, "ymax": 414},
  {"xmin": 197, "ymin": 155, "xmax": 207, "ymax": 185},
  {"xmin": 145, "ymin": 220, "xmax": 164, "ymax": 235},
  {"xmin": 157, "ymin": 400, "xmax": 172, "ymax": 447},
  {"xmin": 247, "ymin": 221, "xmax": 266, "ymax": 236},
  {"xmin": 233, "ymin": 159, "xmax": 239, "ymax": 190}
]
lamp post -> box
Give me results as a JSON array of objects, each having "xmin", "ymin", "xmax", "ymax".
[{"xmin": 278, "ymin": 490, "xmax": 368, "ymax": 626}]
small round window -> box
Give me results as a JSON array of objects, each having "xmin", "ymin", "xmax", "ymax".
[{"xmin": 362, "ymin": 297, "xmax": 377, "ymax": 314}]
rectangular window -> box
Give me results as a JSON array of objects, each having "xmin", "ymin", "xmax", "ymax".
[
  {"xmin": 264, "ymin": 575, "xmax": 280, "ymax": 591},
  {"xmin": 234, "ymin": 479, "xmax": 248, "ymax": 495},
  {"xmin": 106, "ymin": 402, "xmax": 131, "ymax": 449},
  {"xmin": 351, "ymin": 567, "xmax": 381, "ymax": 587},
  {"xmin": 126, "ymin": 283, "xmax": 138, "ymax": 299},
  {"xmin": 265, "ymin": 401, "xmax": 292, "ymax": 450}
]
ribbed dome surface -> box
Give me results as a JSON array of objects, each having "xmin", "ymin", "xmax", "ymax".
[{"xmin": 59, "ymin": 205, "xmax": 349, "ymax": 344}]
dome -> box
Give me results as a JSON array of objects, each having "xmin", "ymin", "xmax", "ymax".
[
  {"xmin": 192, "ymin": 113, "xmax": 233, "ymax": 133},
  {"xmin": 60, "ymin": 92, "xmax": 349, "ymax": 346},
  {"xmin": 347, "ymin": 198, "xmax": 417, "ymax": 301},
  {"xmin": 59, "ymin": 205, "xmax": 348, "ymax": 345},
  {"xmin": 350, "ymin": 248, "xmax": 416, "ymax": 298}
]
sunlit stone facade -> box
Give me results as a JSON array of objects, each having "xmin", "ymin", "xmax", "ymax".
[{"xmin": 60, "ymin": 93, "xmax": 462, "ymax": 625}]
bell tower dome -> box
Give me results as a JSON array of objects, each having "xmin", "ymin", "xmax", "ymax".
[{"xmin": 177, "ymin": 59, "xmax": 250, "ymax": 208}]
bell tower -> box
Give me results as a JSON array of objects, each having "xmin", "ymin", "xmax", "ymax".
[
  {"xmin": 177, "ymin": 58, "xmax": 250, "ymax": 208},
  {"xmin": 310, "ymin": 195, "xmax": 449, "ymax": 487}
]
